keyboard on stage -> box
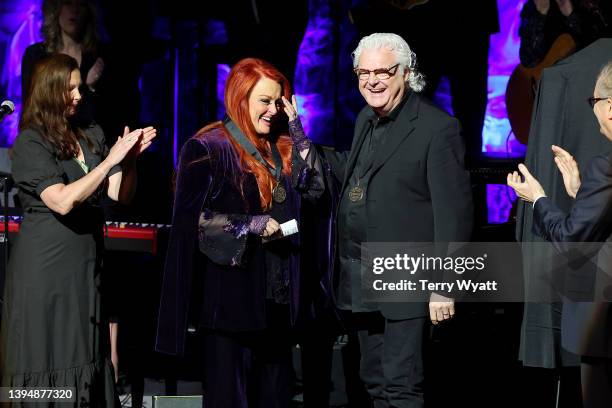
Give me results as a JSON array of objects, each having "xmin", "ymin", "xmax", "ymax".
[
  {"xmin": 0, "ymin": 217, "xmax": 171, "ymax": 255},
  {"xmin": 469, "ymin": 158, "xmax": 523, "ymax": 184}
]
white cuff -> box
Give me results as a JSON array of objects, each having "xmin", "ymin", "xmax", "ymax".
[{"xmin": 532, "ymin": 196, "xmax": 546, "ymax": 208}]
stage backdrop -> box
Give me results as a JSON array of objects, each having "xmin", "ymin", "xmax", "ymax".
[{"xmin": 0, "ymin": 0, "xmax": 525, "ymax": 222}]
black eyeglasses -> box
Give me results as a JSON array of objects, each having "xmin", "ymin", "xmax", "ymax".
[
  {"xmin": 354, "ymin": 64, "xmax": 400, "ymax": 81},
  {"xmin": 588, "ymin": 96, "xmax": 610, "ymax": 108}
]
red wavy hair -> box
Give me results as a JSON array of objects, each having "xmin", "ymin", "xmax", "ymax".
[{"xmin": 197, "ymin": 58, "xmax": 293, "ymax": 210}]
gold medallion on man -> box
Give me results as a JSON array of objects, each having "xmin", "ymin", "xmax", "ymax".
[{"xmin": 348, "ymin": 186, "xmax": 364, "ymax": 202}]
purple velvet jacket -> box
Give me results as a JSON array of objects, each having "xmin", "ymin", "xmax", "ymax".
[{"xmin": 155, "ymin": 127, "xmax": 322, "ymax": 356}]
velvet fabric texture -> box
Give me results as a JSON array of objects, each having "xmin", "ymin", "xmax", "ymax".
[{"xmin": 156, "ymin": 127, "xmax": 323, "ymax": 356}]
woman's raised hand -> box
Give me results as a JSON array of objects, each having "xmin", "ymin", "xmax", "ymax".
[
  {"xmin": 281, "ymin": 95, "xmax": 299, "ymax": 121},
  {"xmin": 106, "ymin": 128, "xmax": 142, "ymax": 167}
]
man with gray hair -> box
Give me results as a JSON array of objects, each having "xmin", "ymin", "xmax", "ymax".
[{"xmin": 284, "ymin": 32, "xmax": 473, "ymax": 407}]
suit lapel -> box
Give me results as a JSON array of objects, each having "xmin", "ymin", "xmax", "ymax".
[
  {"xmin": 342, "ymin": 112, "xmax": 372, "ymax": 189},
  {"xmin": 371, "ymin": 92, "xmax": 419, "ymax": 175}
]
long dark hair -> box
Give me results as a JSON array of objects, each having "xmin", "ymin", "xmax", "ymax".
[
  {"xmin": 42, "ymin": 0, "xmax": 99, "ymax": 55},
  {"xmin": 20, "ymin": 54, "xmax": 92, "ymax": 160}
]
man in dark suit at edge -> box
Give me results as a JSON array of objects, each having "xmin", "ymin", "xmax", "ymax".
[{"xmin": 508, "ymin": 60, "xmax": 612, "ymax": 408}]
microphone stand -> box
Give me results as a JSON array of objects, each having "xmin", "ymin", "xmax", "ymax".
[
  {"xmin": 0, "ymin": 172, "xmax": 13, "ymax": 311},
  {"xmin": 2, "ymin": 175, "xmax": 9, "ymax": 266},
  {"xmin": 0, "ymin": 108, "xmax": 13, "ymax": 261}
]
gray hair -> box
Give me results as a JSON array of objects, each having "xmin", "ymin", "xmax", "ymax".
[
  {"xmin": 352, "ymin": 33, "xmax": 426, "ymax": 92},
  {"xmin": 596, "ymin": 61, "xmax": 612, "ymax": 97}
]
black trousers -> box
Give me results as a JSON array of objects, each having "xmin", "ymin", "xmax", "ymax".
[
  {"xmin": 297, "ymin": 310, "xmax": 339, "ymax": 408},
  {"xmin": 582, "ymin": 357, "xmax": 612, "ymax": 408},
  {"xmin": 201, "ymin": 329, "xmax": 293, "ymax": 408},
  {"xmin": 357, "ymin": 312, "xmax": 427, "ymax": 408}
]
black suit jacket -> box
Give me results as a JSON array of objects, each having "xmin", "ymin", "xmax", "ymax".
[
  {"xmin": 323, "ymin": 91, "xmax": 474, "ymax": 320},
  {"xmin": 533, "ymin": 151, "xmax": 612, "ymax": 357},
  {"xmin": 534, "ymin": 152, "xmax": 612, "ymax": 243}
]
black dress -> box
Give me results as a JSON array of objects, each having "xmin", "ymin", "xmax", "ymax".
[
  {"xmin": 156, "ymin": 127, "xmax": 323, "ymax": 407},
  {"xmin": 0, "ymin": 125, "xmax": 120, "ymax": 407}
]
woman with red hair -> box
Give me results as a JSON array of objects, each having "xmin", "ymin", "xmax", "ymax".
[{"xmin": 156, "ymin": 58, "xmax": 321, "ymax": 407}]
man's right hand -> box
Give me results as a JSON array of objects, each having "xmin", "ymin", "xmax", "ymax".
[{"xmin": 507, "ymin": 164, "xmax": 547, "ymax": 203}]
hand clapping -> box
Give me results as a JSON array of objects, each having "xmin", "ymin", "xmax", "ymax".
[
  {"xmin": 552, "ymin": 144, "xmax": 581, "ymax": 198},
  {"xmin": 507, "ymin": 163, "xmax": 547, "ymax": 203},
  {"xmin": 107, "ymin": 126, "xmax": 157, "ymax": 167}
]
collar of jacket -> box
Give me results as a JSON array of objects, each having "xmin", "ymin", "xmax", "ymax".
[{"xmin": 366, "ymin": 89, "xmax": 413, "ymax": 123}]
